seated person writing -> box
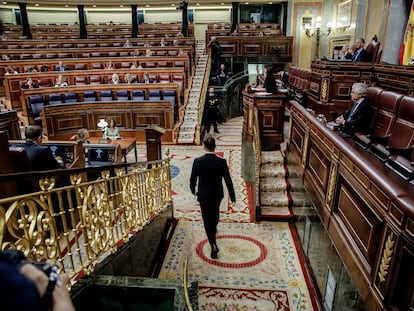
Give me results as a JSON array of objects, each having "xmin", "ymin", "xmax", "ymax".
[
  {"xmin": 24, "ymin": 125, "xmax": 65, "ymax": 170},
  {"xmin": 335, "ymin": 82, "xmax": 372, "ymax": 138},
  {"xmin": 103, "ymin": 117, "xmax": 120, "ymax": 139}
]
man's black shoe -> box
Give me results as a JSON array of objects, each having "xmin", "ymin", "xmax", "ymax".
[
  {"xmin": 214, "ymin": 130, "xmax": 220, "ymax": 133},
  {"xmin": 211, "ymin": 245, "xmax": 219, "ymax": 259},
  {"xmin": 339, "ymin": 132, "xmax": 351, "ymax": 138}
]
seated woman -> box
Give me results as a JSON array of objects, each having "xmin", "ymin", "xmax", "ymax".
[{"xmin": 103, "ymin": 117, "xmax": 120, "ymax": 139}]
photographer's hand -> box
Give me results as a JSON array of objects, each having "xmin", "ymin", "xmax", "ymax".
[
  {"xmin": 52, "ymin": 273, "xmax": 75, "ymax": 311},
  {"xmin": 20, "ymin": 264, "xmax": 75, "ymax": 311},
  {"xmin": 20, "ymin": 263, "xmax": 48, "ymax": 297}
]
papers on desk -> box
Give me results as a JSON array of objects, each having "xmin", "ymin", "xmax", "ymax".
[
  {"xmin": 326, "ymin": 121, "xmax": 340, "ymax": 131},
  {"xmin": 254, "ymin": 91, "xmax": 273, "ymax": 95}
]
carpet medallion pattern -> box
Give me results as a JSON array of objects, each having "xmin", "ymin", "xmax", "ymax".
[{"xmin": 159, "ymin": 220, "xmax": 315, "ymax": 310}]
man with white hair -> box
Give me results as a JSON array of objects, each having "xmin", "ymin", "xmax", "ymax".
[{"xmin": 335, "ymin": 82, "xmax": 372, "ymax": 137}]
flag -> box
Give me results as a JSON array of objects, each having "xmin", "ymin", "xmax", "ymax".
[{"xmin": 400, "ymin": 0, "xmax": 414, "ymax": 65}]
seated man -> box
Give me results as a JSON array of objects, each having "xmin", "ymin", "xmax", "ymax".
[
  {"xmin": 335, "ymin": 82, "xmax": 372, "ymax": 137},
  {"xmin": 216, "ymin": 63, "xmax": 229, "ymax": 85},
  {"xmin": 352, "ymin": 38, "xmax": 370, "ymax": 62},
  {"xmin": 141, "ymin": 73, "xmax": 154, "ymax": 83},
  {"xmin": 55, "ymin": 60, "xmax": 68, "ymax": 72},
  {"xmin": 24, "ymin": 125, "xmax": 65, "ymax": 171}
]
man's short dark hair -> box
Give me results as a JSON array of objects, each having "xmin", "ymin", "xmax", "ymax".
[
  {"xmin": 203, "ymin": 135, "xmax": 216, "ymax": 151},
  {"xmin": 25, "ymin": 125, "xmax": 43, "ymax": 141}
]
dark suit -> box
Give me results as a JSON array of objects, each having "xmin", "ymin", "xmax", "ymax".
[
  {"xmin": 190, "ymin": 152, "xmax": 236, "ymax": 247},
  {"xmin": 24, "ymin": 141, "xmax": 63, "ymax": 171},
  {"xmin": 352, "ymin": 48, "xmax": 371, "ymax": 62},
  {"xmin": 203, "ymin": 93, "xmax": 220, "ymax": 133},
  {"xmin": 341, "ymin": 98, "xmax": 372, "ymax": 135},
  {"xmin": 55, "ymin": 65, "xmax": 68, "ymax": 71}
]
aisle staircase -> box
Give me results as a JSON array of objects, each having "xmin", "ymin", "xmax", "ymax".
[
  {"xmin": 258, "ymin": 150, "xmax": 313, "ymax": 221},
  {"xmin": 176, "ymin": 41, "xmax": 208, "ymax": 144}
]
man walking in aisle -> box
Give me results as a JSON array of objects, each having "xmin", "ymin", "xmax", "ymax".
[{"xmin": 190, "ymin": 135, "xmax": 236, "ymax": 259}]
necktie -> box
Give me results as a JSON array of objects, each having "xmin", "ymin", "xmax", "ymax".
[
  {"xmin": 353, "ymin": 50, "xmax": 360, "ymax": 62},
  {"xmin": 347, "ymin": 101, "xmax": 360, "ymax": 121}
]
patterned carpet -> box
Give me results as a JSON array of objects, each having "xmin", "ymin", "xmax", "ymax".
[
  {"xmin": 159, "ymin": 220, "xmax": 318, "ymax": 311},
  {"xmin": 151, "ymin": 117, "xmax": 318, "ymax": 310}
]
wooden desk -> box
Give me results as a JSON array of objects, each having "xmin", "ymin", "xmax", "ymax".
[
  {"xmin": 89, "ymin": 137, "xmax": 137, "ymax": 163},
  {"xmin": 242, "ymin": 90, "xmax": 286, "ymax": 150},
  {"xmin": 287, "ymin": 100, "xmax": 414, "ymax": 311}
]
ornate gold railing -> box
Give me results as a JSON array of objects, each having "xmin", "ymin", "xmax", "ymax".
[{"xmin": 0, "ymin": 159, "xmax": 172, "ymax": 280}]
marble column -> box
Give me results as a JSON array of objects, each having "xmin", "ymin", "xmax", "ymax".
[
  {"xmin": 77, "ymin": 5, "xmax": 87, "ymax": 39},
  {"xmin": 131, "ymin": 5, "xmax": 138, "ymax": 38},
  {"xmin": 231, "ymin": 2, "xmax": 239, "ymax": 32},
  {"xmin": 18, "ymin": 2, "xmax": 31, "ymax": 39}
]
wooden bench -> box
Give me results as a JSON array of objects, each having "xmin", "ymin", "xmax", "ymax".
[
  {"xmin": 3, "ymin": 37, "xmax": 195, "ymax": 56},
  {"xmin": 4, "ymin": 68, "xmax": 187, "ymax": 110},
  {"xmin": 1, "ymin": 45, "xmax": 194, "ymax": 63},
  {"xmin": 0, "ymin": 56, "xmax": 191, "ymax": 96},
  {"xmin": 21, "ymin": 83, "xmax": 180, "ymax": 127},
  {"xmin": 3, "ymin": 23, "xmax": 194, "ymax": 39}
]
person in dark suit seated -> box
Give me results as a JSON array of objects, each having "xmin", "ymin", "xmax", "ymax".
[
  {"xmin": 335, "ymin": 82, "xmax": 372, "ymax": 137},
  {"xmin": 352, "ymin": 38, "xmax": 371, "ymax": 62},
  {"xmin": 55, "ymin": 60, "xmax": 68, "ymax": 71},
  {"xmin": 141, "ymin": 73, "xmax": 154, "ymax": 83},
  {"xmin": 24, "ymin": 125, "xmax": 65, "ymax": 171},
  {"xmin": 190, "ymin": 135, "xmax": 236, "ymax": 259},
  {"xmin": 216, "ymin": 63, "xmax": 229, "ymax": 85}
]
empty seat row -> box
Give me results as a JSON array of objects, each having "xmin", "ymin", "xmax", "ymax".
[
  {"xmin": 28, "ymin": 89, "xmax": 176, "ymax": 106},
  {"xmin": 353, "ymin": 87, "xmax": 414, "ymax": 180}
]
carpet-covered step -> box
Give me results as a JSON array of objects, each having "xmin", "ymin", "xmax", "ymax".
[
  {"xmin": 260, "ymin": 191, "xmax": 289, "ymax": 207},
  {"xmin": 259, "ymin": 177, "xmax": 288, "ymax": 192},
  {"xmin": 259, "ymin": 163, "xmax": 286, "ymax": 178},
  {"xmin": 260, "ymin": 151, "xmax": 285, "ymax": 165},
  {"xmin": 260, "ymin": 205, "xmax": 293, "ymax": 219}
]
